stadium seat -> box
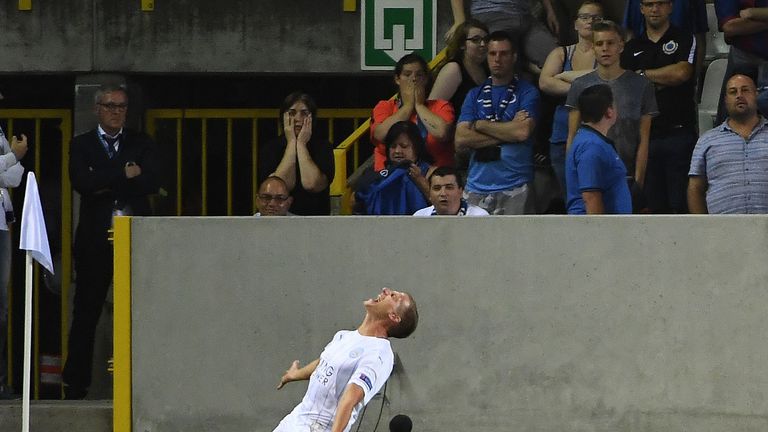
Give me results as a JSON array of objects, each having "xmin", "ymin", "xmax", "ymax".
[
  {"xmin": 705, "ymin": 3, "xmax": 729, "ymax": 61},
  {"xmin": 698, "ymin": 58, "xmax": 728, "ymax": 135}
]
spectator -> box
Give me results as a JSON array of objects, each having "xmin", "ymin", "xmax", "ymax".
[
  {"xmin": 566, "ymin": 84, "xmax": 632, "ymax": 214},
  {"xmin": 0, "ymin": 90, "xmax": 27, "ymax": 399},
  {"xmin": 389, "ymin": 414, "xmax": 413, "ymax": 432},
  {"xmin": 715, "ymin": 1, "xmax": 768, "ymax": 122},
  {"xmin": 65, "ymin": 84, "xmax": 160, "ymax": 399},
  {"xmin": 455, "ymin": 31, "xmax": 539, "ymax": 215},
  {"xmin": 620, "ymin": 0, "xmax": 697, "ymax": 213},
  {"xmin": 255, "ymin": 176, "xmax": 293, "ymax": 216},
  {"xmin": 371, "ymin": 54, "xmax": 455, "ymax": 171},
  {"xmin": 565, "ymin": 20, "xmax": 658, "ymax": 212},
  {"xmin": 540, "ymin": 0, "xmax": 603, "ymax": 193},
  {"xmin": 355, "ymin": 121, "xmax": 434, "ymax": 215},
  {"xmin": 446, "ymin": 0, "xmax": 559, "ymax": 73},
  {"xmin": 413, "ymin": 167, "xmax": 489, "ymax": 216},
  {"xmin": 273, "ymin": 287, "xmax": 418, "ymax": 432},
  {"xmin": 623, "ymin": 0, "xmax": 708, "ymax": 92},
  {"xmin": 259, "ymin": 92, "xmax": 335, "ymax": 215},
  {"xmin": 430, "ymin": 19, "xmax": 490, "ymax": 117},
  {"xmin": 430, "ymin": 19, "xmax": 490, "ymax": 172},
  {"xmin": 688, "ymin": 72, "xmax": 768, "ymax": 214}
]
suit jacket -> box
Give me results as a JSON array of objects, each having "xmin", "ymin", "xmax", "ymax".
[{"xmin": 69, "ymin": 128, "xmax": 159, "ymax": 250}]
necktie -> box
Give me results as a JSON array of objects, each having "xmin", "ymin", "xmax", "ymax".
[{"xmin": 103, "ymin": 134, "xmax": 119, "ymax": 158}]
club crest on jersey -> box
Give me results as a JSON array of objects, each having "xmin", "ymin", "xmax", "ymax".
[
  {"xmin": 358, "ymin": 373, "xmax": 373, "ymax": 391},
  {"xmin": 379, "ymin": 169, "xmax": 389, "ymax": 177},
  {"xmin": 349, "ymin": 347, "xmax": 363, "ymax": 358},
  {"xmin": 663, "ymin": 40, "xmax": 678, "ymax": 55}
]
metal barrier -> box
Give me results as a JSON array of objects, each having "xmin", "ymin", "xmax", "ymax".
[
  {"xmin": 145, "ymin": 108, "xmax": 371, "ymax": 216},
  {"xmin": 0, "ymin": 109, "xmax": 72, "ymax": 399}
]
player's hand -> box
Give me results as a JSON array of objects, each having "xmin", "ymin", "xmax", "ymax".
[
  {"xmin": 11, "ymin": 134, "xmax": 28, "ymax": 160},
  {"xmin": 277, "ymin": 360, "xmax": 302, "ymax": 390}
]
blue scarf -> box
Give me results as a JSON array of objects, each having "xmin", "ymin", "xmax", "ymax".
[
  {"xmin": 356, "ymin": 161, "xmax": 430, "ymax": 215},
  {"xmin": 476, "ymin": 77, "xmax": 518, "ymax": 122}
]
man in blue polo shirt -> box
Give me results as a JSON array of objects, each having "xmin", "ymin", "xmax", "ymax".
[
  {"xmin": 688, "ymin": 72, "xmax": 768, "ymax": 214},
  {"xmin": 566, "ymin": 84, "xmax": 632, "ymax": 215},
  {"xmin": 455, "ymin": 30, "xmax": 540, "ymax": 215}
]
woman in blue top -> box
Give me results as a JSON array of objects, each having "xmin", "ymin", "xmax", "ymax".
[
  {"xmin": 354, "ymin": 121, "xmax": 435, "ymax": 215},
  {"xmin": 539, "ymin": 0, "xmax": 603, "ymax": 194}
]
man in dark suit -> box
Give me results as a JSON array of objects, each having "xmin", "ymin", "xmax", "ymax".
[{"xmin": 63, "ymin": 85, "xmax": 159, "ymax": 399}]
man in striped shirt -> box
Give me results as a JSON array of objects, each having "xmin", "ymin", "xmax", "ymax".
[{"xmin": 688, "ymin": 72, "xmax": 768, "ymax": 213}]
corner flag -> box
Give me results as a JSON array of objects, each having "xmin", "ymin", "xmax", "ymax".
[{"xmin": 20, "ymin": 171, "xmax": 53, "ymax": 274}]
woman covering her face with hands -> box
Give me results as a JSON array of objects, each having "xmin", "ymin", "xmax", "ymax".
[
  {"xmin": 258, "ymin": 92, "xmax": 335, "ymax": 215},
  {"xmin": 370, "ymin": 53, "xmax": 455, "ymax": 171}
]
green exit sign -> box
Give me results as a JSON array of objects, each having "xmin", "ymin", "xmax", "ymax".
[{"xmin": 361, "ymin": 0, "xmax": 436, "ymax": 71}]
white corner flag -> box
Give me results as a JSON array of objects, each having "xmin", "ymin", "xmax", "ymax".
[
  {"xmin": 19, "ymin": 171, "xmax": 54, "ymax": 432},
  {"xmin": 20, "ymin": 171, "xmax": 53, "ymax": 274}
]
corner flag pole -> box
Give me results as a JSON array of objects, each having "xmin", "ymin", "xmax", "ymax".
[{"xmin": 19, "ymin": 171, "xmax": 55, "ymax": 432}]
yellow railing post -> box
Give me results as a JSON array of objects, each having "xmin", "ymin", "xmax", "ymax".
[
  {"xmin": 113, "ymin": 216, "xmax": 132, "ymax": 432},
  {"xmin": 145, "ymin": 108, "xmax": 371, "ymax": 215},
  {"xmin": 0, "ymin": 109, "xmax": 72, "ymax": 397}
]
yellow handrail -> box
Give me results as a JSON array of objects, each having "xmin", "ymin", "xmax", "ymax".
[
  {"xmin": 145, "ymin": 108, "xmax": 371, "ymax": 215},
  {"xmin": 0, "ymin": 109, "xmax": 72, "ymax": 398}
]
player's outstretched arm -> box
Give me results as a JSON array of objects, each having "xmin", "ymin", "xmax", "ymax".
[
  {"xmin": 276, "ymin": 358, "xmax": 320, "ymax": 389},
  {"xmin": 330, "ymin": 383, "xmax": 365, "ymax": 432}
]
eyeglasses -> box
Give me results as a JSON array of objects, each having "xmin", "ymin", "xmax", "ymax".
[
  {"xmin": 577, "ymin": 13, "xmax": 603, "ymax": 21},
  {"xmin": 466, "ymin": 35, "xmax": 490, "ymax": 45},
  {"xmin": 640, "ymin": 1, "xmax": 671, "ymax": 8},
  {"xmin": 98, "ymin": 103, "xmax": 128, "ymax": 113},
  {"xmin": 258, "ymin": 194, "xmax": 289, "ymax": 203}
]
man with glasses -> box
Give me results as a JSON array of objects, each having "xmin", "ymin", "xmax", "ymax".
[
  {"xmin": 255, "ymin": 176, "xmax": 293, "ymax": 216},
  {"xmin": 621, "ymin": 0, "xmax": 697, "ymax": 213},
  {"xmin": 65, "ymin": 84, "xmax": 160, "ymax": 399}
]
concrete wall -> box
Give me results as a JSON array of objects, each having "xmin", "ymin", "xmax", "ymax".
[
  {"xmin": 2, "ymin": 0, "xmax": 633, "ymax": 74},
  {"xmin": 1, "ymin": 0, "xmax": 452, "ymax": 73},
  {"xmin": 129, "ymin": 216, "xmax": 768, "ymax": 432}
]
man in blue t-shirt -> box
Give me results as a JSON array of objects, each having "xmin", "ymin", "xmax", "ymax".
[
  {"xmin": 455, "ymin": 31, "xmax": 540, "ymax": 215},
  {"xmin": 566, "ymin": 84, "xmax": 632, "ymax": 214}
]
